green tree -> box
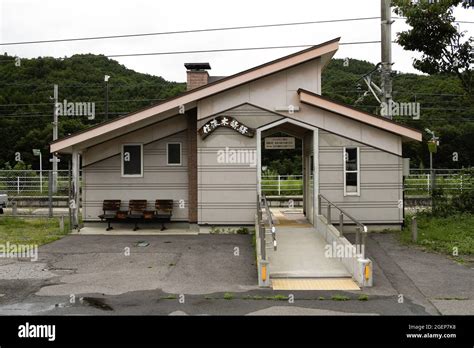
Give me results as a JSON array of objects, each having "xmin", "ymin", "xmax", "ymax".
[{"xmin": 392, "ymin": 0, "xmax": 473, "ymax": 94}]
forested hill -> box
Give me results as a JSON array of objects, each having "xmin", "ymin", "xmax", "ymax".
[
  {"xmin": 0, "ymin": 54, "xmax": 472, "ymax": 169},
  {"xmin": 322, "ymin": 58, "xmax": 473, "ymax": 169},
  {"xmin": 0, "ymin": 54, "xmax": 186, "ymax": 169}
]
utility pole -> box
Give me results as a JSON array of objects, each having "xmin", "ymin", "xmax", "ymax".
[
  {"xmin": 425, "ymin": 128, "xmax": 440, "ymax": 193},
  {"xmin": 50, "ymin": 84, "xmax": 60, "ymax": 193},
  {"xmin": 381, "ymin": 0, "xmax": 393, "ymax": 119},
  {"xmin": 104, "ymin": 75, "xmax": 110, "ymax": 121}
]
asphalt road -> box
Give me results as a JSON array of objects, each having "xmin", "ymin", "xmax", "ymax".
[{"xmin": 0, "ymin": 233, "xmax": 472, "ymax": 315}]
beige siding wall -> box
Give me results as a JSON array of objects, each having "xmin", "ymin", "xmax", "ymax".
[
  {"xmin": 82, "ymin": 128, "xmax": 189, "ymax": 221},
  {"xmin": 319, "ymin": 130, "xmax": 403, "ymax": 225},
  {"xmin": 197, "ymin": 104, "xmax": 283, "ymax": 224},
  {"xmin": 197, "ymin": 59, "xmax": 321, "ymax": 120}
]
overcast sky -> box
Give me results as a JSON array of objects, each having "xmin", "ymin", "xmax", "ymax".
[{"xmin": 1, "ymin": 0, "xmax": 472, "ymax": 82}]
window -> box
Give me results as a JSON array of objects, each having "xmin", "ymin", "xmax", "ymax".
[
  {"xmin": 344, "ymin": 147, "xmax": 359, "ymax": 196},
  {"xmin": 122, "ymin": 144, "xmax": 143, "ymax": 177},
  {"xmin": 167, "ymin": 143, "xmax": 182, "ymax": 165}
]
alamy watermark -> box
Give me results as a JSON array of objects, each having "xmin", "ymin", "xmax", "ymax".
[
  {"xmin": 380, "ymin": 100, "xmax": 420, "ymax": 120},
  {"xmin": 217, "ymin": 147, "xmax": 257, "ymax": 167},
  {"xmin": 0, "ymin": 242, "xmax": 38, "ymax": 261},
  {"xmin": 324, "ymin": 241, "xmax": 364, "ymax": 259},
  {"xmin": 55, "ymin": 99, "xmax": 95, "ymax": 120}
]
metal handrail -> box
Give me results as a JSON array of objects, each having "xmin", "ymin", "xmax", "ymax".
[
  {"xmin": 257, "ymin": 193, "xmax": 277, "ymax": 257},
  {"xmin": 318, "ymin": 193, "xmax": 367, "ymax": 258}
]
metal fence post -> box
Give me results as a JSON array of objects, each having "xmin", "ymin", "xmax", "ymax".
[
  {"xmin": 277, "ymin": 175, "xmax": 281, "ymax": 196},
  {"xmin": 48, "ymin": 171, "xmax": 53, "ymax": 218},
  {"xmin": 59, "ymin": 215, "xmax": 64, "ymax": 232},
  {"xmin": 411, "ymin": 216, "xmax": 418, "ymax": 242},
  {"xmin": 17, "ymin": 177, "xmax": 20, "ymax": 194},
  {"xmin": 318, "ymin": 195, "xmax": 321, "ymax": 215}
]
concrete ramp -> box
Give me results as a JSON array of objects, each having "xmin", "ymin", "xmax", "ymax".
[{"xmin": 268, "ymin": 227, "xmax": 351, "ymax": 278}]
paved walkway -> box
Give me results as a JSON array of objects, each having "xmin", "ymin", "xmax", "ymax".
[{"xmin": 267, "ymin": 226, "xmax": 351, "ymax": 278}]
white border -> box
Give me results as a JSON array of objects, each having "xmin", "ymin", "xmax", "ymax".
[
  {"xmin": 343, "ymin": 146, "xmax": 360, "ymax": 196},
  {"xmin": 121, "ymin": 143, "xmax": 143, "ymax": 177},
  {"xmin": 167, "ymin": 142, "xmax": 182, "ymax": 166}
]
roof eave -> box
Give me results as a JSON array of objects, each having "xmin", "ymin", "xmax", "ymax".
[
  {"xmin": 50, "ymin": 38, "xmax": 341, "ymax": 154},
  {"xmin": 297, "ymin": 89, "xmax": 423, "ymax": 142}
]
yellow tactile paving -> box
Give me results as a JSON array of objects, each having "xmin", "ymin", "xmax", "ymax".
[
  {"xmin": 271, "ymin": 278, "xmax": 360, "ymax": 290},
  {"xmin": 271, "ymin": 209, "xmax": 313, "ymax": 227}
]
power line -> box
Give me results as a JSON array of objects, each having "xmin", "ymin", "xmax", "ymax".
[
  {"xmin": 0, "ymin": 98, "xmax": 167, "ymax": 107},
  {"xmin": 0, "ymin": 92, "xmax": 471, "ymax": 108},
  {"xmin": 1, "ymin": 16, "xmax": 471, "ymax": 47},
  {"xmin": 104, "ymin": 42, "xmax": 382, "ymax": 59},
  {"xmin": 0, "ymin": 40, "xmax": 383, "ymax": 66},
  {"xmin": 2, "ymin": 105, "xmax": 473, "ymax": 118},
  {"xmin": 0, "ymin": 17, "xmax": 381, "ymax": 46}
]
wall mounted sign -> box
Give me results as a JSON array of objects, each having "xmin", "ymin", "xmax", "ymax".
[
  {"xmin": 199, "ymin": 116, "xmax": 255, "ymax": 139},
  {"xmin": 264, "ymin": 137, "xmax": 295, "ymax": 149}
]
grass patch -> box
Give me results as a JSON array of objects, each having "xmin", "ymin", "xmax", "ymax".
[
  {"xmin": 266, "ymin": 294, "xmax": 288, "ymax": 301},
  {"xmin": 223, "ymin": 292, "xmax": 234, "ymax": 300},
  {"xmin": 318, "ymin": 296, "xmax": 325, "ymax": 301},
  {"xmin": 358, "ymin": 294, "xmax": 369, "ymax": 301},
  {"xmin": 401, "ymin": 214, "xmax": 474, "ymax": 256},
  {"xmin": 331, "ymin": 295, "xmax": 350, "ymax": 301},
  {"xmin": 0, "ymin": 217, "xmax": 70, "ymax": 245},
  {"xmin": 161, "ymin": 295, "xmax": 177, "ymax": 300}
]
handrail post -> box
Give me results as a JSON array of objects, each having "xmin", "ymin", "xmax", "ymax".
[
  {"xmin": 318, "ymin": 195, "xmax": 321, "ymax": 215},
  {"xmin": 361, "ymin": 230, "xmax": 366, "ymax": 259},
  {"xmin": 339, "ymin": 212, "xmax": 343, "ymax": 236},
  {"xmin": 327, "ymin": 204, "xmax": 331, "ymax": 224},
  {"xmin": 356, "ymin": 227, "xmax": 361, "ymax": 246}
]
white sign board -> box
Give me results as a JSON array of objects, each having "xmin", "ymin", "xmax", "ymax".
[{"xmin": 265, "ymin": 137, "xmax": 295, "ymax": 149}]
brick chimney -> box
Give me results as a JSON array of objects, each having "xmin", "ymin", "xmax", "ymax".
[{"xmin": 185, "ymin": 63, "xmax": 211, "ymax": 91}]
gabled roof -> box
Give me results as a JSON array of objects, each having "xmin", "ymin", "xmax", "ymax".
[
  {"xmin": 297, "ymin": 89, "xmax": 422, "ymax": 142},
  {"xmin": 51, "ymin": 38, "xmax": 341, "ymax": 153}
]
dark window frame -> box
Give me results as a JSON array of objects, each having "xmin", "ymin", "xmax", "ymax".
[
  {"xmin": 343, "ymin": 146, "xmax": 360, "ymax": 196},
  {"xmin": 167, "ymin": 142, "xmax": 182, "ymax": 166},
  {"xmin": 121, "ymin": 143, "xmax": 143, "ymax": 177}
]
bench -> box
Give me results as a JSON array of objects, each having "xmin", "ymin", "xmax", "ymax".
[
  {"xmin": 98, "ymin": 199, "xmax": 173, "ymax": 231},
  {"xmin": 154, "ymin": 199, "xmax": 173, "ymax": 231},
  {"xmin": 98, "ymin": 200, "xmax": 122, "ymax": 231},
  {"xmin": 127, "ymin": 199, "xmax": 148, "ymax": 231}
]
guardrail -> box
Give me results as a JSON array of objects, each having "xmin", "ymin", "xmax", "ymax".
[
  {"xmin": 318, "ymin": 193, "xmax": 367, "ymax": 259},
  {"xmin": 261, "ymin": 175, "xmax": 303, "ymax": 196},
  {"xmin": 256, "ymin": 193, "xmax": 277, "ymax": 287},
  {"xmin": 0, "ymin": 170, "xmax": 77, "ymax": 196},
  {"xmin": 256, "ymin": 193, "xmax": 277, "ymax": 261}
]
